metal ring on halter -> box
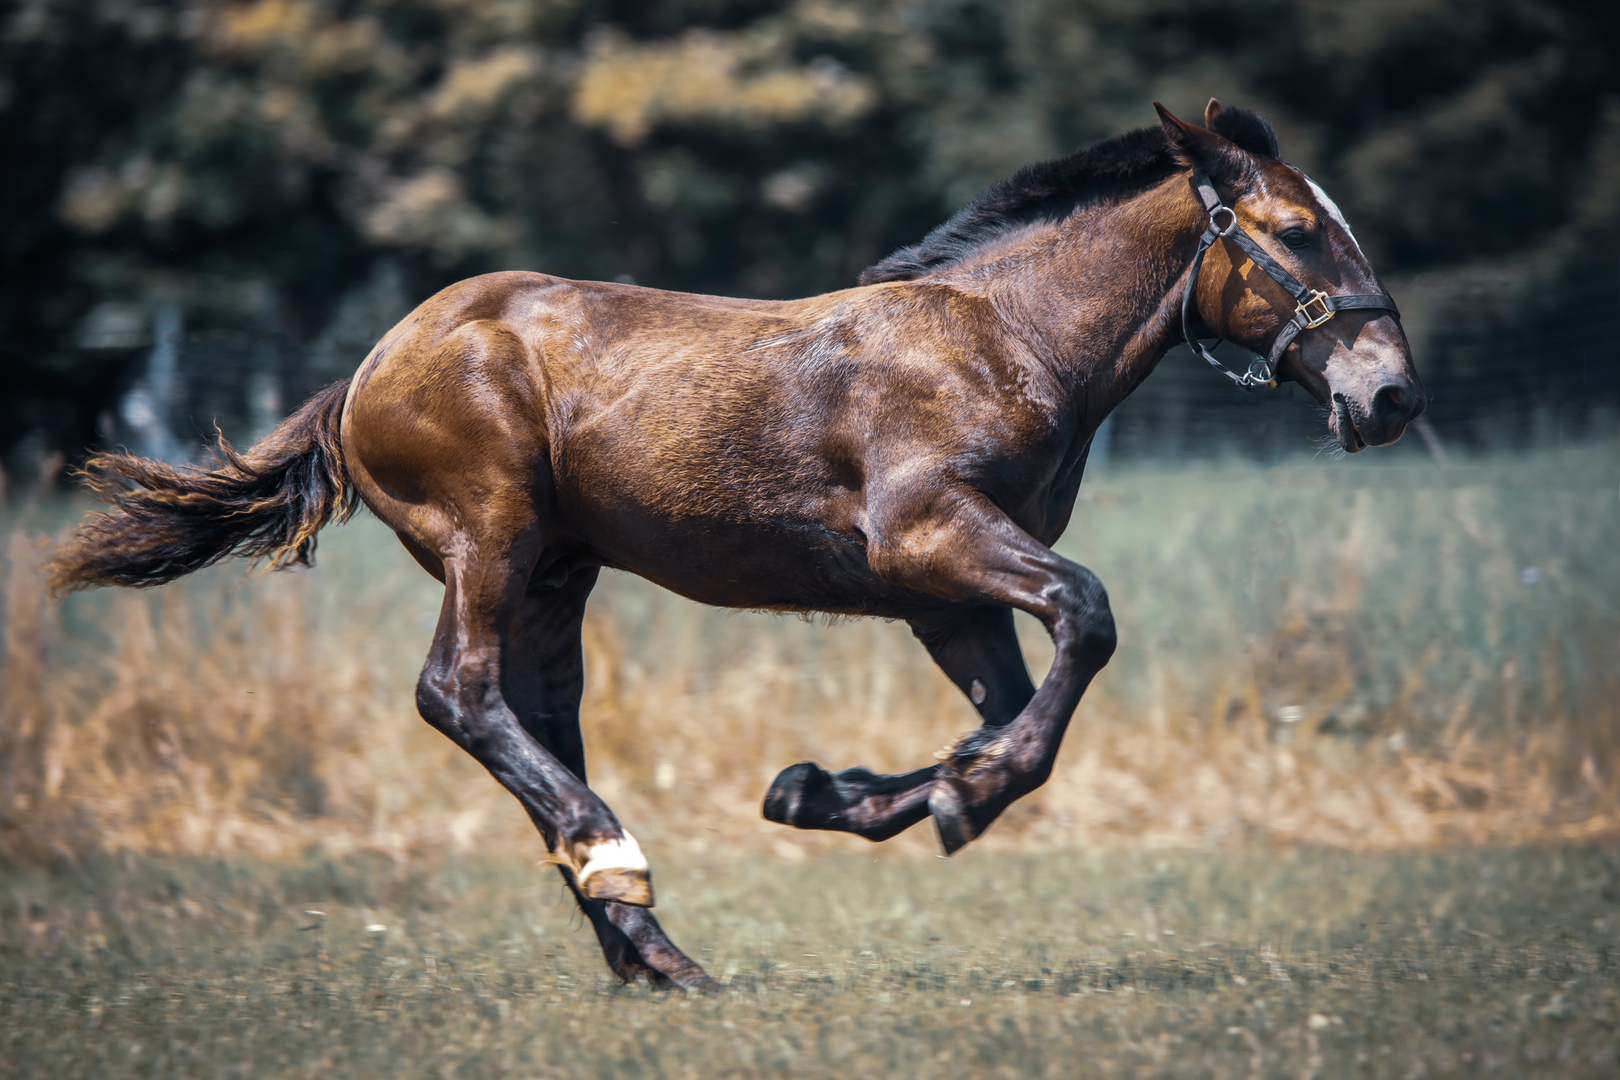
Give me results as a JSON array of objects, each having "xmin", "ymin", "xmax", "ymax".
[
  {"xmin": 1246, "ymin": 358, "xmax": 1276, "ymax": 386},
  {"xmin": 1210, "ymin": 206, "xmax": 1238, "ymax": 235}
]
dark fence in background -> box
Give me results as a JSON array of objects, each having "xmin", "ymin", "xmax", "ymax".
[
  {"xmin": 1415, "ymin": 268, "xmax": 1620, "ymax": 451},
  {"xmin": 1100, "ymin": 350, "xmax": 1342, "ymax": 465},
  {"xmin": 7, "ymin": 269, "xmax": 1615, "ymax": 493},
  {"xmin": 1101, "ymin": 265, "xmax": 1620, "ymax": 464}
]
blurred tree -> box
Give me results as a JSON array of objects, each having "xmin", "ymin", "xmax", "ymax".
[{"xmin": 1, "ymin": 0, "xmax": 1615, "ymax": 477}]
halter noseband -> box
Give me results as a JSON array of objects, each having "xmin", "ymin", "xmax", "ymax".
[{"xmin": 1182, "ymin": 170, "xmax": 1400, "ymax": 389}]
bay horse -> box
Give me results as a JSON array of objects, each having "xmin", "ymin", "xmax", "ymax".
[{"xmin": 49, "ymin": 102, "xmax": 1423, "ymax": 990}]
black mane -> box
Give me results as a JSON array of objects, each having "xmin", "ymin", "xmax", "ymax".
[
  {"xmin": 1208, "ymin": 105, "xmax": 1279, "ymax": 158},
  {"xmin": 859, "ymin": 107, "xmax": 1280, "ymax": 285},
  {"xmin": 858, "ymin": 126, "xmax": 1177, "ymax": 285}
]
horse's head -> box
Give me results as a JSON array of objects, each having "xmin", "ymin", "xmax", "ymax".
[{"xmin": 1157, "ymin": 100, "xmax": 1424, "ymax": 453}]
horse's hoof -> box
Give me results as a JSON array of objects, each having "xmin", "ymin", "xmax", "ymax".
[
  {"xmin": 577, "ymin": 835, "xmax": 654, "ymax": 907},
  {"xmin": 928, "ymin": 776, "xmax": 979, "ymax": 856},
  {"xmin": 681, "ymin": 973, "xmax": 725, "ymax": 994},
  {"xmin": 762, "ymin": 761, "xmax": 831, "ymax": 827},
  {"xmin": 615, "ymin": 965, "xmax": 720, "ymax": 993}
]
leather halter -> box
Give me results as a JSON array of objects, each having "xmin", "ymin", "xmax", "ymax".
[{"xmin": 1182, "ymin": 170, "xmax": 1400, "ymax": 389}]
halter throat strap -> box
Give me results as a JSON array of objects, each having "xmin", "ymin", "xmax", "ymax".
[{"xmin": 1182, "ymin": 170, "xmax": 1400, "ymax": 390}]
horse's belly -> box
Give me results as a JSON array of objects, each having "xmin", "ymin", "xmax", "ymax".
[{"xmin": 556, "ymin": 495, "xmax": 926, "ymax": 616}]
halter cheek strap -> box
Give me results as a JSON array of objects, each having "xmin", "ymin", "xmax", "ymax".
[{"xmin": 1183, "ymin": 170, "xmax": 1400, "ymax": 390}]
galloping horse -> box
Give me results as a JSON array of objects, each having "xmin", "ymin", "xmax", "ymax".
[{"xmin": 50, "ymin": 102, "xmax": 1423, "ymax": 990}]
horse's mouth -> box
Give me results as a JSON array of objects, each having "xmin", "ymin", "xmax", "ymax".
[{"xmin": 1332, "ymin": 394, "xmax": 1367, "ymax": 454}]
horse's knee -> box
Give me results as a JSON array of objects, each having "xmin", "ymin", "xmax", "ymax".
[
  {"xmin": 1080, "ymin": 603, "xmax": 1117, "ymax": 665},
  {"xmin": 1058, "ymin": 573, "xmax": 1116, "ymax": 666}
]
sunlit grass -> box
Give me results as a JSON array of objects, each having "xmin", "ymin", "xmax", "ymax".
[{"xmin": 2, "ymin": 847, "xmax": 1617, "ymax": 1078}]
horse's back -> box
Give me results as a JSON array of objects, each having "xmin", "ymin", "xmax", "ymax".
[{"xmin": 337, "ymin": 271, "xmax": 834, "ymax": 566}]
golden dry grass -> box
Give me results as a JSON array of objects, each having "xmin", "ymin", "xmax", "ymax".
[{"xmin": 2, "ymin": 445, "xmax": 1617, "ymax": 869}]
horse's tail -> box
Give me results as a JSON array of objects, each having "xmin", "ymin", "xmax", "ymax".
[{"xmin": 47, "ymin": 379, "xmax": 357, "ymax": 594}]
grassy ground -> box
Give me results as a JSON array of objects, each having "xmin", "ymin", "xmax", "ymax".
[
  {"xmin": 3, "ymin": 846, "xmax": 1618, "ymax": 1078},
  {"xmin": 1, "ymin": 444, "xmax": 1618, "ymax": 1076}
]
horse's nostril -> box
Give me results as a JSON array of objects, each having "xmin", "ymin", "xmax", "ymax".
[{"xmin": 1372, "ymin": 382, "xmax": 1416, "ymax": 427}]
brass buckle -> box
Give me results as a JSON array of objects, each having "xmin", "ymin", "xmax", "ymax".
[{"xmin": 1296, "ymin": 290, "xmax": 1335, "ymax": 329}]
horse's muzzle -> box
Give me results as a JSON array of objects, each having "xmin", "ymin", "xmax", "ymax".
[{"xmin": 1334, "ymin": 375, "xmax": 1425, "ymax": 451}]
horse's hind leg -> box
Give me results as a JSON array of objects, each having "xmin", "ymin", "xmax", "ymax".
[
  {"xmin": 414, "ymin": 525, "xmax": 654, "ymax": 909},
  {"xmin": 762, "ymin": 604, "xmax": 1034, "ymax": 840},
  {"xmin": 504, "ymin": 568, "xmax": 715, "ymax": 990}
]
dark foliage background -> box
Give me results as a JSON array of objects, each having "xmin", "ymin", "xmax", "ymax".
[{"xmin": 3, "ymin": 0, "xmax": 1617, "ymax": 479}]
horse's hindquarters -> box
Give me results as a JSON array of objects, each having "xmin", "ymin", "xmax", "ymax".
[{"xmin": 342, "ymin": 313, "xmax": 552, "ymax": 559}]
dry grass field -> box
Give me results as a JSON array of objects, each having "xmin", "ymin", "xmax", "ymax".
[
  {"xmin": 1, "ymin": 443, "xmax": 1618, "ymax": 1077},
  {"xmin": 3, "ymin": 444, "xmax": 1616, "ymax": 865}
]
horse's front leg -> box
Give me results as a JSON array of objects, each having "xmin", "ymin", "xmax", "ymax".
[
  {"xmin": 909, "ymin": 603, "xmax": 1038, "ymax": 728},
  {"xmin": 868, "ymin": 490, "xmax": 1117, "ymax": 854},
  {"xmin": 761, "ymin": 604, "xmax": 1035, "ymax": 840},
  {"xmin": 762, "ymin": 761, "xmax": 939, "ymax": 841}
]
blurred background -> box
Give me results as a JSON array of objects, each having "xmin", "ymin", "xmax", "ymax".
[
  {"xmin": 0, "ymin": 0, "xmax": 1616, "ymax": 867},
  {"xmin": 3, "ymin": 0, "xmax": 1618, "ymax": 477}
]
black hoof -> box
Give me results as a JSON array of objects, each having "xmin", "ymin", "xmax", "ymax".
[
  {"xmin": 608, "ymin": 953, "xmax": 719, "ymax": 992},
  {"xmin": 928, "ymin": 776, "xmax": 980, "ymax": 856},
  {"xmin": 762, "ymin": 761, "xmax": 833, "ymax": 827},
  {"xmin": 765, "ymin": 761, "xmax": 938, "ymax": 840}
]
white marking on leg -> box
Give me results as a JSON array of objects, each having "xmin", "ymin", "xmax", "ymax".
[{"xmin": 577, "ymin": 834, "xmax": 648, "ymax": 887}]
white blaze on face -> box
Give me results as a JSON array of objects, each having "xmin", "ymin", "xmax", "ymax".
[{"xmin": 1299, "ymin": 171, "xmax": 1365, "ymax": 258}]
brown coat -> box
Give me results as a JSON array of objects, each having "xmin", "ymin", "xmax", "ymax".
[{"xmin": 49, "ymin": 102, "xmax": 1422, "ymax": 989}]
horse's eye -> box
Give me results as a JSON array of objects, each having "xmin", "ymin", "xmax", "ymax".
[{"xmin": 1280, "ymin": 229, "xmax": 1311, "ymax": 250}]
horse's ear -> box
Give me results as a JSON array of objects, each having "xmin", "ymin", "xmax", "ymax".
[
  {"xmin": 1153, "ymin": 102, "xmax": 1247, "ymax": 181},
  {"xmin": 1207, "ymin": 106, "xmax": 1281, "ymax": 158},
  {"xmin": 1204, "ymin": 97, "xmax": 1223, "ymax": 127}
]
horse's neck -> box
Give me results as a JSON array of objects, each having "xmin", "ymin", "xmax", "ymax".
[{"xmin": 986, "ymin": 176, "xmax": 1203, "ymax": 425}]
